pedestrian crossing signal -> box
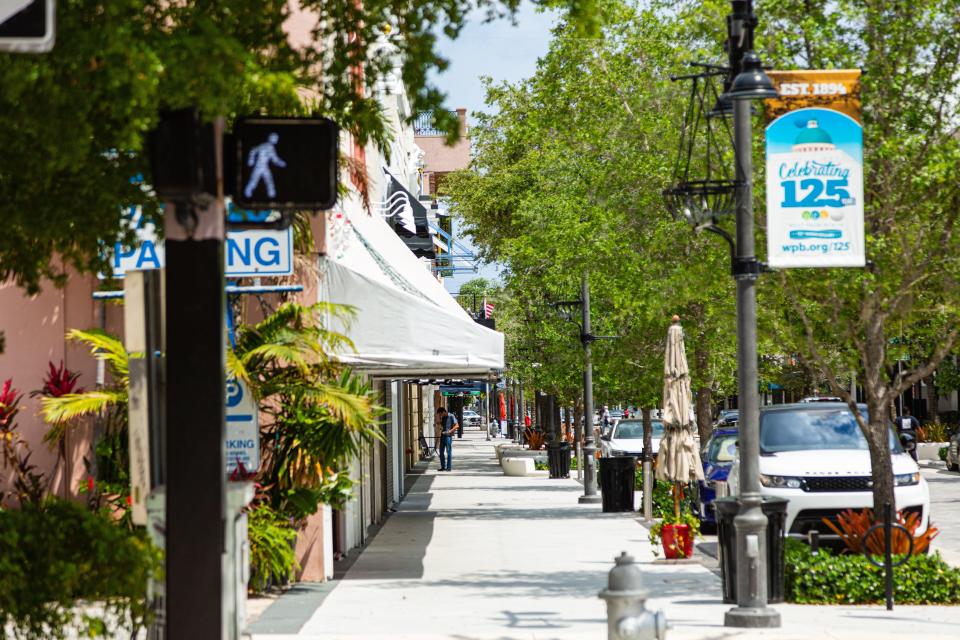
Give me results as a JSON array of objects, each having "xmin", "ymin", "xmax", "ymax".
[
  {"xmin": 235, "ymin": 117, "xmax": 338, "ymax": 211},
  {"xmin": 0, "ymin": 0, "xmax": 55, "ymax": 53}
]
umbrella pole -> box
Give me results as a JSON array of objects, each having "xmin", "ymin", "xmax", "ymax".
[{"xmin": 673, "ymin": 481, "xmax": 680, "ymax": 520}]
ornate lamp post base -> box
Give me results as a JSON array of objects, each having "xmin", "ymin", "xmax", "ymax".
[{"xmin": 725, "ymin": 607, "xmax": 781, "ymax": 628}]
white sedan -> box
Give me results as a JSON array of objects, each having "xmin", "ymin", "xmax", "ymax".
[
  {"xmin": 599, "ymin": 419, "xmax": 665, "ymax": 457},
  {"xmin": 727, "ymin": 402, "xmax": 930, "ymax": 540},
  {"xmin": 462, "ymin": 410, "xmax": 483, "ymax": 428}
]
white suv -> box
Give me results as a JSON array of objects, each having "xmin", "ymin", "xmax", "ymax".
[{"xmin": 727, "ymin": 403, "xmax": 929, "ymax": 540}]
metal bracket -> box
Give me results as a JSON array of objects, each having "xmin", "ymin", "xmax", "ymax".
[{"xmin": 733, "ymin": 257, "xmax": 762, "ymax": 279}]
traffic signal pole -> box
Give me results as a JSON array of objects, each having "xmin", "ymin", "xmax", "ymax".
[{"xmin": 164, "ymin": 118, "xmax": 227, "ymax": 639}]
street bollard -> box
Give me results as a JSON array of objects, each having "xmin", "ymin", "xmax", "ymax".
[{"xmin": 599, "ymin": 552, "xmax": 667, "ymax": 640}]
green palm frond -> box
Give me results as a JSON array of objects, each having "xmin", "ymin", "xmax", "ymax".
[
  {"xmin": 66, "ymin": 329, "xmax": 130, "ymax": 380},
  {"xmin": 226, "ymin": 349, "xmax": 252, "ymax": 387},
  {"xmin": 243, "ymin": 343, "xmax": 314, "ymax": 373},
  {"xmin": 41, "ymin": 390, "xmax": 126, "ymax": 425}
]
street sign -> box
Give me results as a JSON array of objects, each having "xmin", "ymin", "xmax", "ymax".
[
  {"xmin": 235, "ymin": 117, "xmax": 338, "ymax": 211},
  {"xmin": 0, "ymin": 0, "xmax": 54, "ymax": 52},
  {"xmin": 103, "ymin": 207, "xmax": 293, "ymax": 278},
  {"xmin": 225, "ymin": 379, "xmax": 259, "ymax": 476}
]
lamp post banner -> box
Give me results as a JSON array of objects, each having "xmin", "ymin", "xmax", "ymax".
[{"xmin": 764, "ymin": 70, "xmax": 865, "ymax": 268}]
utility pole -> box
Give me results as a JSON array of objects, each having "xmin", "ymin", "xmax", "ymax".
[{"xmin": 579, "ymin": 274, "xmax": 601, "ymax": 504}]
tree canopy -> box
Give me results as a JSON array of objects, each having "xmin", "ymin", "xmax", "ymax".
[{"xmin": 0, "ymin": 0, "xmax": 601, "ymax": 293}]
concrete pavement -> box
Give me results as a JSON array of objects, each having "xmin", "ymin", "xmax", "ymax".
[
  {"xmin": 250, "ymin": 432, "xmax": 960, "ymax": 640},
  {"xmin": 922, "ymin": 461, "xmax": 960, "ymax": 567}
]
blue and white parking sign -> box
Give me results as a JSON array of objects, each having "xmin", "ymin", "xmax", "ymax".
[
  {"xmin": 102, "ymin": 207, "xmax": 293, "ymax": 278},
  {"xmin": 226, "ymin": 379, "xmax": 259, "ymax": 476}
]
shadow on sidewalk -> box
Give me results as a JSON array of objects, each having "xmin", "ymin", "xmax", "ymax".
[{"xmin": 432, "ymin": 505, "xmax": 631, "ymax": 521}]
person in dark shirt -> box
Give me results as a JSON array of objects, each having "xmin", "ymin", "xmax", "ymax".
[{"xmin": 437, "ymin": 407, "xmax": 458, "ymax": 471}]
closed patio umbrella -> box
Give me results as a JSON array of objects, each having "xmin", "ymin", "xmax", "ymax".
[{"xmin": 656, "ymin": 316, "xmax": 703, "ymax": 515}]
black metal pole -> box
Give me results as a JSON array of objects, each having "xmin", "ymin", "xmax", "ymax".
[
  {"xmin": 579, "ymin": 274, "xmax": 601, "ymax": 503},
  {"xmin": 884, "ymin": 503, "xmax": 894, "ymax": 611},
  {"xmin": 164, "ymin": 118, "xmax": 226, "ymax": 639}
]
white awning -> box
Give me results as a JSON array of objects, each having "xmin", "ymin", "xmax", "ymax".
[{"xmin": 319, "ymin": 206, "xmax": 504, "ymax": 377}]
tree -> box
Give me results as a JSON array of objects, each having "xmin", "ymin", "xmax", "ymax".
[
  {"xmin": 751, "ymin": 0, "xmax": 960, "ymax": 513},
  {"xmin": 455, "ymin": 277, "xmax": 500, "ymax": 317},
  {"xmin": 0, "ymin": 0, "xmax": 600, "ymax": 293},
  {"xmin": 444, "ymin": 1, "xmax": 737, "ymax": 440}
]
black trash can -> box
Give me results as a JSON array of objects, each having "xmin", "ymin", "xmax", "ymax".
[
  {"xmin": 599, "ymin": 456, "xmax": 636, "ymax": 512},
  {"xmin": 547, "ymin": 442, "xmax": 571, "ymax": 478},
  {"xmin": 714, "ymin": 496, "xmax": 788, "ymax": 604}
]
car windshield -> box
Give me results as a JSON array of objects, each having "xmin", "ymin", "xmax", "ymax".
[
  {"xmin": 760, "ymin": 408, "xmax": 902, "ymax": 453},
  {"xmin": 707, "ymin": 435, "xmax": 738, "ymax": 462},
  {"xmin": 613, "ymin": 420, "xmax": 664, "ymax": 439}
]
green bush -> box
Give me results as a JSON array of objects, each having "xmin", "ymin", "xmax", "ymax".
[
  {"xmin": 0, "ymin": 499, "xmax": 161, "ymax": 639},
  {"xmin": 784, "ymin": 538, "xmax": 960, "ymax": 604},
  {"xmin": 939, "ymin": 446, "xmax": 948, "ymax": 462},
  {"xmin": 248, "ymin": 505, "xmax": 299, "ymax": 594},
  {"xmin": 634, "ymin": 469, "xmax": 692, "ymax": 517}
]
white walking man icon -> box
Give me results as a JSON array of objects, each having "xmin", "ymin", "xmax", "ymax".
[{"xmin": 243, "ymin": 132, "xmax": 287, "ymax": 199}]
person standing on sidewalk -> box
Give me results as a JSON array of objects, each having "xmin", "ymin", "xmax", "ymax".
[{"xmin": 437, "ymin": 407, "xmax": 458, "ymax": 471}]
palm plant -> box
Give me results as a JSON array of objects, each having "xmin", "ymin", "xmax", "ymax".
[
  {"xmin": 40, "ymin": 330, "xmax": 131, "ymax": 508},
  {"xmin": 232, "ymin": 302, "xmax": 385, "ymax": 517},
  {"xmin": 40, "ymin": 330, "xmax": 129, "ymax": 433}
]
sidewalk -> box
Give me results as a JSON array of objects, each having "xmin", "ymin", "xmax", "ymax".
[{"xmin": 250, "ymin": 432, "xmax": 960, "ymax": 640}]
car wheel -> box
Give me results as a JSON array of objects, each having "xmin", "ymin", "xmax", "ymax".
[{"xmin": 949, "ymin": 461, "xmax": 960, "ymax": 472}]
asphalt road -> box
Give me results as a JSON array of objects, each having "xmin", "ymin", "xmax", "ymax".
[{"xmin": 923, "ymin": 461, "xmax": 960, "ymax": 565}]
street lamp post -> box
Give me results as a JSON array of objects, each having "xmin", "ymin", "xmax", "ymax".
[
  {"xmin": 724, "ymin": 0, "xmax": 780, "ymax": 629},
  {"xmin": 578, "ymin": 275, "xmax": 602, "ymax": 503}
]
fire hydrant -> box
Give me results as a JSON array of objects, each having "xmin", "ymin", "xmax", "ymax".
[{"xmin": 599, "ymin": 552, "xmax": 667, "ymax": 640}]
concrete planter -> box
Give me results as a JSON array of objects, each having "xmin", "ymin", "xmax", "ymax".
[
  {"xmin": 917, "ymin": 442, "xmax": 948, "ymax": 461},
  {"xmin": 502, "ymin": 457, "xmax": 536, "ymax": 476},
  {"xmin": 495, "ymin": 444, "xmax": 523, "ymax": 462}
]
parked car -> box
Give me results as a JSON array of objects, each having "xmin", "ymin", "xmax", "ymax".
[
  {"xmin": 799, "ymin": 396, "xmax": 843, "ymax": 403},
  {"xmin": 715, "ymin": 409, "xmax": 739, "ymax": 428},
  {"xmin": 462, "ymin": 410, "xmax": 483, "ymax": 428},
  {"xmin": 697, "ymin": 427, "xmax": 738, "ymax": 529},
  {"xmin": 600, "ymin": 418, "xmax": 665, "ymax": 458},
  {"xmin": 947, "ymin": 429, "xmax": 960, "ymax": 472},
  {"xmin": 727, "ymin": 402, "xmax": 930, "ymax": 541}
]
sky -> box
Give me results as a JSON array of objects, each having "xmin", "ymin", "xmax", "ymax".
[{"xmin": 430, "ymin": 4, "xmax": 558, "ymax": 293}]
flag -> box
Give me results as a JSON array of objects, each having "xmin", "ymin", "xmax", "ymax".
[{"xmin": 483, "ymin": 299, "xmax": 495, "ymax": 319}]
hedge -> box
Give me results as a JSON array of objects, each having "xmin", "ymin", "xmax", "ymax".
[
  {"xmin": 785, "ymin": 538, "xmax": 960, "ymax": 604},
  {"xmin": 0, "ymin": 499, "xmax": 161, "ymax": 639}
]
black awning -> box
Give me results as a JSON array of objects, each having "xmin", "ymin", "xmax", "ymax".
[{"xmin": 384, "ymin": 169, "xmax": 436, "ymax": 259}]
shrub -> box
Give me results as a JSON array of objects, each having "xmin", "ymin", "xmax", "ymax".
[
  {"xmin": 784, "ymin": 538, "xmax": 960, "ymax": 604},
  {"xmin": 821, "ymin": 508, "xmax": 938, "ymax": 555},
  {"xmin": 940, "ymin": 446, "xmax": 948, "ymax": 462},
  {"xmin": 248, "ymin": 504, "xmax": 299, "ymax": 594},
  {"xmin": 918, "ymin": 421, "xmax": 950, "ymax": 443},
  {"xmin": 635, "ymin": 469, "xmax": 693, "ymax": 518},
  {"xmin": 0, "ymin": 499, "xmax": 161, "ymax": 639}
]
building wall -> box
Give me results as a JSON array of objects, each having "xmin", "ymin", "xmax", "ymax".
[
  {"xmin": 415, "ymin": 108, "xmax": 471, "ymax": 185},
  {"xmin": 0, "ymin": 273, "xmax": 121, "ymax": 500}
]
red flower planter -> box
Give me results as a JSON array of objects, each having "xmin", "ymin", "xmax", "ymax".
[{"xmin": 661, "ymin": 523, "xmax": 694, "ymax": 559}]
